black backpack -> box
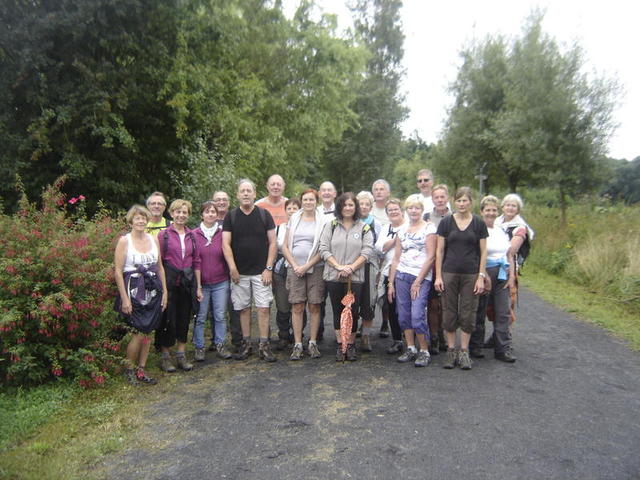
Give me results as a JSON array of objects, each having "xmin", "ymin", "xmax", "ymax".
[{"xmin": 505, "ymin": 225, "xmax": 531, "ymax": 268}]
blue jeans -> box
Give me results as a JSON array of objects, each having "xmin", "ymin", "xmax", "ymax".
[
  {"xmin": 193, "ymin": 280, "xmax": 229, "ymax": 348},
  {"xmin": 394, "ymin": 272, "xmax": 430, "ymax": 336}
]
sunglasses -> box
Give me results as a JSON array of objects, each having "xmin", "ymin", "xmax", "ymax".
[{"xmin": 417, "ymin": 178, "xmax": 432, "ymax": 183}]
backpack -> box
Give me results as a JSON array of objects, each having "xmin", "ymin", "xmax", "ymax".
[
  {"xmin": 330, "ymin": 218, "xmax": 372, "ymax": 239},
  {"xmin": 228, "ymin": 206, "xmax": 269, "ymax": 230}
]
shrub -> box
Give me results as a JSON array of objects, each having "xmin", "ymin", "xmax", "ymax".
[{"xmin": 0, "ymin": 178, "xmax": 125, "ymax": 387}]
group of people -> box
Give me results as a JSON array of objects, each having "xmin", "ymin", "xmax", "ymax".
[{"xmin": 114, "ymin": 170, "xmax": 534, "ymax": 385}]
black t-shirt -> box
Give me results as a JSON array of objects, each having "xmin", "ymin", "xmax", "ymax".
[
  {"xmin": 436, "ymin": 214, "xmax": 488, "ymax": 274},
  {"xmin": 223, "ymin": 206, "xmax": 275, "ymax": 275}
]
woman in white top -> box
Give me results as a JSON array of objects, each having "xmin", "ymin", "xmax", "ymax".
[
  {"xmin": 374, "ymin": 198, "xmax": 405, "ymax": 354},
  {"xmin": 470, "ymin": 196, "xmax": 517, "ymax": 362},
  {"xmin": 387, "ymin": 195, "xmax": 437, "ymax": 367},
  {"xmin": 282, "ymin": 189, "xmax": 327, "ymax": 360},
  {"xmin": 114, "ymin": 205, "xmax": 168, "ymax": 385}
]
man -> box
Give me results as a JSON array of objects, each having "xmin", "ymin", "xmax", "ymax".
[
  {"xmin": 209, "ymin": 190, "xmax": 241, "ymax": 355},
  {"xmin": 145, "ymin": 191, "xmax": 170, "ymax": 236},
  {"xmin": 371, "ymin": 179, "xmax": 391, "ymax": 225},
  {"xmin": 222, "ymin": 179, "xmax": 278, "ymax": 362},
  {"xmin": 317, "ymin": 181, "xmax": 337, "ymax": 216},
  {"xmin": 256, "ymin": 174, "xmax": 288, "ymax": 226},
  {"xmin": 416, "ymin": 169, "xmax": 435, "ymax": 213},
  {"xmin": 426, "ymin": 184, "xmax": 451, "ymax": 355}
]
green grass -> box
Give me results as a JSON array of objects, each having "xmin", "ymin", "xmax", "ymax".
[{"xmin": 522, "ymin": 265, "xmax": 640, "ymax": 350}]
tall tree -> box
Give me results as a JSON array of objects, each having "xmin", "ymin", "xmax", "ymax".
[{"xmin": 320, "ymin": 0, "xmax": 407, "ymax": 192}]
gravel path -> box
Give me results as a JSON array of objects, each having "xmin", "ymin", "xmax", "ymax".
[{"xmin": 99, "ymin": 288, "xmax": 640, "ymax": 479}]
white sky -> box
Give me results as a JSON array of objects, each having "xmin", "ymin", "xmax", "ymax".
[{"xmin": 284, "ymin": 0, "xmax": 638, "ymax": 160}]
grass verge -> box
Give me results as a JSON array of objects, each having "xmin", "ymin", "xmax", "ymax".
[{"xmin": 521, "ymin": 265, "xmax": 640, "ymax": 350}]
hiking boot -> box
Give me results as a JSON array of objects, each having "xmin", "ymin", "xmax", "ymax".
[
  {"xmin": 469, "ymin": 348, "xmax": 485, "ymax": 359},
  {"xmin": 443, "ymin": 349, "xmax": 458, "ymax": 369},
  {"xmin": 208, "ymin": 343, "xmax": 217, "ymax": 352},
  {"xmin": 276, "ymin": 337, "xmax": 290, "ymax": 351},
  {"xmin": 336, "ymin": 346, "xmax": 345, "ymax": 362},
  {"xmin": 259, "ymin": 342, "xmax": 277, "ymax": 362},
  {"xmin": 194, "ymin": 348, "xmax": 205, "ymax": 362},
  {"xmin": 136, "ymin": 367, "xmax": 157, "ymax": 385},
  {"xmin": 429, "ymin": 336, "xmax": 439, "ymax": 356},
  {"xmin": 360, "ymin": 334, "xmax": 372, "ymax": 352},
  {"xmin": 216, "ymin": 343, "xmax": 232, "ymax": 359},
  {"xmin": 160, "ymin": 356, "xmax": 176, "ymax": 373},
  {"xmin": 289, "ymin": 344, "xmax": 303, "ymax": 361},
  {"xmin": 386, "ymin": 340, "xmax": 403, "ymax": 355},
  {"xmin": 495, "ymin": 350, "xmax": 517, "ymax": 363},
  {"xmin": 233, "ymin": 340, "xmax": 252, "ymax": 360},
  {"xmin": 458, "ymin": 350, "xmax": 472, "ymax": 370},
  {"xmin": 414, "ymin": 350, "xmax": 431, "ymax": 367},
  {"xmin": 176, "ymin": 355, "xmax": 193, "ymax": 371},
  {"xmin": 346, "ymin": 344, "xmax": 358, "ymax": 362},
  {"xmin": 308, "ymin": 342, "xmax": 322, "ymax": 359},
  {"xmin": 124, "ymin": 368, "xmax": 139, "ymax": 385},
  {"xmin": 397, "ymin": 349, "xmax": 417, "ymax": 363}
]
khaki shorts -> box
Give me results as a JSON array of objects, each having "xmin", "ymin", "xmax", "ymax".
[
  {"xmin": 286, "ymin": 266, "xmax": 325, "ymax": 305},
  {"xmin": 231, "ymin": 274, "xmax": 273, "ymax": 310}
]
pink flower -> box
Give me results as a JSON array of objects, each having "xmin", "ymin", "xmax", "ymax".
[
  {"xmin": 78, "ymin": 195, "xmax": 85, "ymax": 201},
  {"xmin": 93, "ymin": 375, "xmax": 105, "ymax": 385},
  {"xmin": 68, "ymin": 197, "xmax": 77, "ymax": 205},
  {"xmin": 52, "ymin": 367, "xmax": 62, "ymax": 376}
]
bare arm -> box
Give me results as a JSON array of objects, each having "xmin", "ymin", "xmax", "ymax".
[
  {"xmin": 434, "ymin": 235, "xmax": 445, "ymax": 292},
  {"xmin": 411, "ymin": 233, "xmax": 437, "ymax": 300},
  {"xmin": 114, "ymin": 237, "xmax": 132, "ymax": 315},
  {"xmin": 222, "ymin": 231, "xmax": 239, "ymax": 283},
  {"xmin": 474, "ymin": 237, "xmax": 488, "ymax": 295},
  {"xmin": 262, "ymin": 228, "xmax": 277, "ymax": 286},
  {"xmin": 386, "ymin": 237, "xmax": 401, "ymax": 302}
]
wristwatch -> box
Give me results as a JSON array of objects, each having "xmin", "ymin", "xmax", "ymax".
[
  {"xmin": 478, "ymin": 272, "xmax": 486, "ymax": 278},
  {"xmin": 265, "ymin": 265, "xmax": 273, "ymax": 271}
]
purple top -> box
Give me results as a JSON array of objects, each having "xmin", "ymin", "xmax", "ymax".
[
  {"xmin": 193, "ymin": 224, "xmax": 229, "ymax": 285},
  {"xmin": 159, "ymin": 224, "xmax": 200, "ymax": 271}
]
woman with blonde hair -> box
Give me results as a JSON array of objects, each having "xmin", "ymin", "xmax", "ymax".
[{"xmin": 114, "ymin": 205, "xmax": 168, "ymax": 385}]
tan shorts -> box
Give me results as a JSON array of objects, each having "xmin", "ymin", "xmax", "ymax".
[
  {"xmin": 231, "ymin": 274, "xmax": 273, "ymax": 310},
  {"xmin": 286, "ymin": 265, "xmax": 325, "ymax": 305}
]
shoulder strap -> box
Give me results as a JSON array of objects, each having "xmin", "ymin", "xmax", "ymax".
[{"xmin": 162, "ymin": 229, "xmax": 169, "ymax": 257}]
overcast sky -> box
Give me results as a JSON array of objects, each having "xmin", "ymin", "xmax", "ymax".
[{"xmin": 284, "ymin": 0, "xmax": 638, "ymax": 160}]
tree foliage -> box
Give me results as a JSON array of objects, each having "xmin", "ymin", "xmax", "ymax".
[{"xmin": 438, "ymin": 11, "xmax": 619, "ymax": 220}]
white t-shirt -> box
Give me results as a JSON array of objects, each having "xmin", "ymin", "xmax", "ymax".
[
  {"xmin": 486, "ymin": 226, "xmax": 511, "ymax": 261},
  {"xmin": 397, "ymin": 222, "xmax": 437, "ymax": 279},
  {"xmin": 372, "ymin": 205, "xmax": 389, "ymax": 225}
]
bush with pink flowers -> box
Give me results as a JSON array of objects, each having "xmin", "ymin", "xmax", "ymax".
[{"xmin": 0, "ymin": 178, "xmax": 126, "ymax": 387}]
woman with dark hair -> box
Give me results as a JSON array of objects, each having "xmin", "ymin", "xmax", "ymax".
[
  {"xmin": 434, "ymin": 187, "xmax": 488, "ymax": 370},
  {"xmin": 157, "ymin": 199, "xmax": 199, "ymax": 372},
  {"xmin": 319, "ymin": 192, "xmax": 374, "ymax": 362},
  {"xmin": 114, "ymin": 205, "xmax": 168, "ymax": 385},
  {"xmin": 282, "ymin": 189, "xmax": 327, "ymax": 360},
  {"xmin": 193, "ymin": 200, "xmax": 231, "ymax": 362}
]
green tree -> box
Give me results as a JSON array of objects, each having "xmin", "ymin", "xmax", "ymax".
[{"xmin": 320, "ymin": 0, "xmax": 407, "ymax": 192}]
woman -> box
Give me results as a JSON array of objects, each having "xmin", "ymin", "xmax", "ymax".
[
  {"xmin": 273, "ymin": 198, "xmax": 301, "ymax": 351},
  {"xmin": 387, "ymin": 196, "xmax": 437, "ymax": 367},
  {"xmin": 469, "ymin": 196, "xmax": 517, "ymax": 362},
  {"xmin": 157, "ymin": 199, "xmax": 199, "ymax": 372},
  {"xmin": 114, "ymin": 205, "xmax": 168, "ymax": 385},
  {"xmin": 193, "ymin": 201, "xmax": 231, "ymax": 362},
  {"xmin": 319, "ymin": 192, "xmax": 374, "ymax": 362},
  {"xmin": 282, "ymin": 190, "xmax": 327, "ymax": 360},
  {"xmin": 356, "ymin": 191, "xmax": 379, "ymax": 352},
  {"xmin": 434, "ymin": 187, "xmax": 488, "ymax": 370},
  {"xmin": 374, "ymin": 198, "xmax": 405, "ymax": 354}
]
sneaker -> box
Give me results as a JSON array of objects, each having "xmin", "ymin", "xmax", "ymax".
[
  {"xmin": 233, "ymin": 340, "xmax": 252, "ymax": 360},
  {"xmin": 494, "ymin": 350, "xmax": 517, "ymax": 363},
  {"xmin": 160, "ymin": 356, "xmax": 176, "ymax": 373},
  {"xmin": 360, "ymin": 334, "xmax": 372, "ymax": 352},
  {"xmin": 276, "ymin": 337, "xmax": 290, "ymax": 351},
  {"xmin": 289, "ymin": 344, "xmax": 303, "ymax": 361},
  {"xmin": 386, "ymin": 340, "xmax": 403, "ymax": 355},
  {"xmin": 136, "ymin": 367, "xmax": 157, "ymax": 385},
  {"xmin": 216, "ymin": 343, "xmax": 232, "ymax": 360},
  {"xmin": 308, "ymin": 343, "xmax": 322, "ymax": 359},
  {"xmin": 379, "ymin": 328, "xmax": 390, "ymax": 338},
  {"xmin": 208, "ymin": 343, "xmax": 217, "ymax": 352},
  {"xmin": 259, "ymin": 342, "xmax": 277, "ymax": 362},
  {"xmin": 414, "ymin": 350, "xmax": 431, "ymax": 367},
  {"xmin": 124, "ymin": 368, "xmax": 139, "ymax": 385},
  {"xmin": 469, "ymin": 349, "xmax": 485, "ymax": 359},
  {"xmin": 336, "ymin": 345, "xmax": 345, "ymax": 362},
  {"xmin": 443, "ymin": 349, "xmax": 458, "ymax": 369},
  {"xmin": 346, "ymin": 344, "xmax": 358, "ymax": 362},
  {"xmin": 458, "ymin": 350, "xmax": 472, "ymax": 370},
  {"xmin": 194, "ymin": 348, "xmax": 205, "ymax": 362},
  {"xmin": 176, "ymin": 355, "xmax": 193, "ymax": 371},
  {"xmin": 397, "ymin": 349, "xmax": 417, "ymax": 363}
]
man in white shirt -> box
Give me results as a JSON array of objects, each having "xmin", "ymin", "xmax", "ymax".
[
  {"xmin": 416, "ymin": 169, "xmax": 435, "ymax": 213},
  {"xmin": 317, "ymin": 181, "xmax": 337, "ymax": 216}
]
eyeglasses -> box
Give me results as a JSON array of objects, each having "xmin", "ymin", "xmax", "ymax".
[
  {"xmin": 417, "ymin": 178, "xmax": 432, "ymax": 183},
  {"xmin": 148, "ymin": 202, "xmax": 165, "ymax": 206}
]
